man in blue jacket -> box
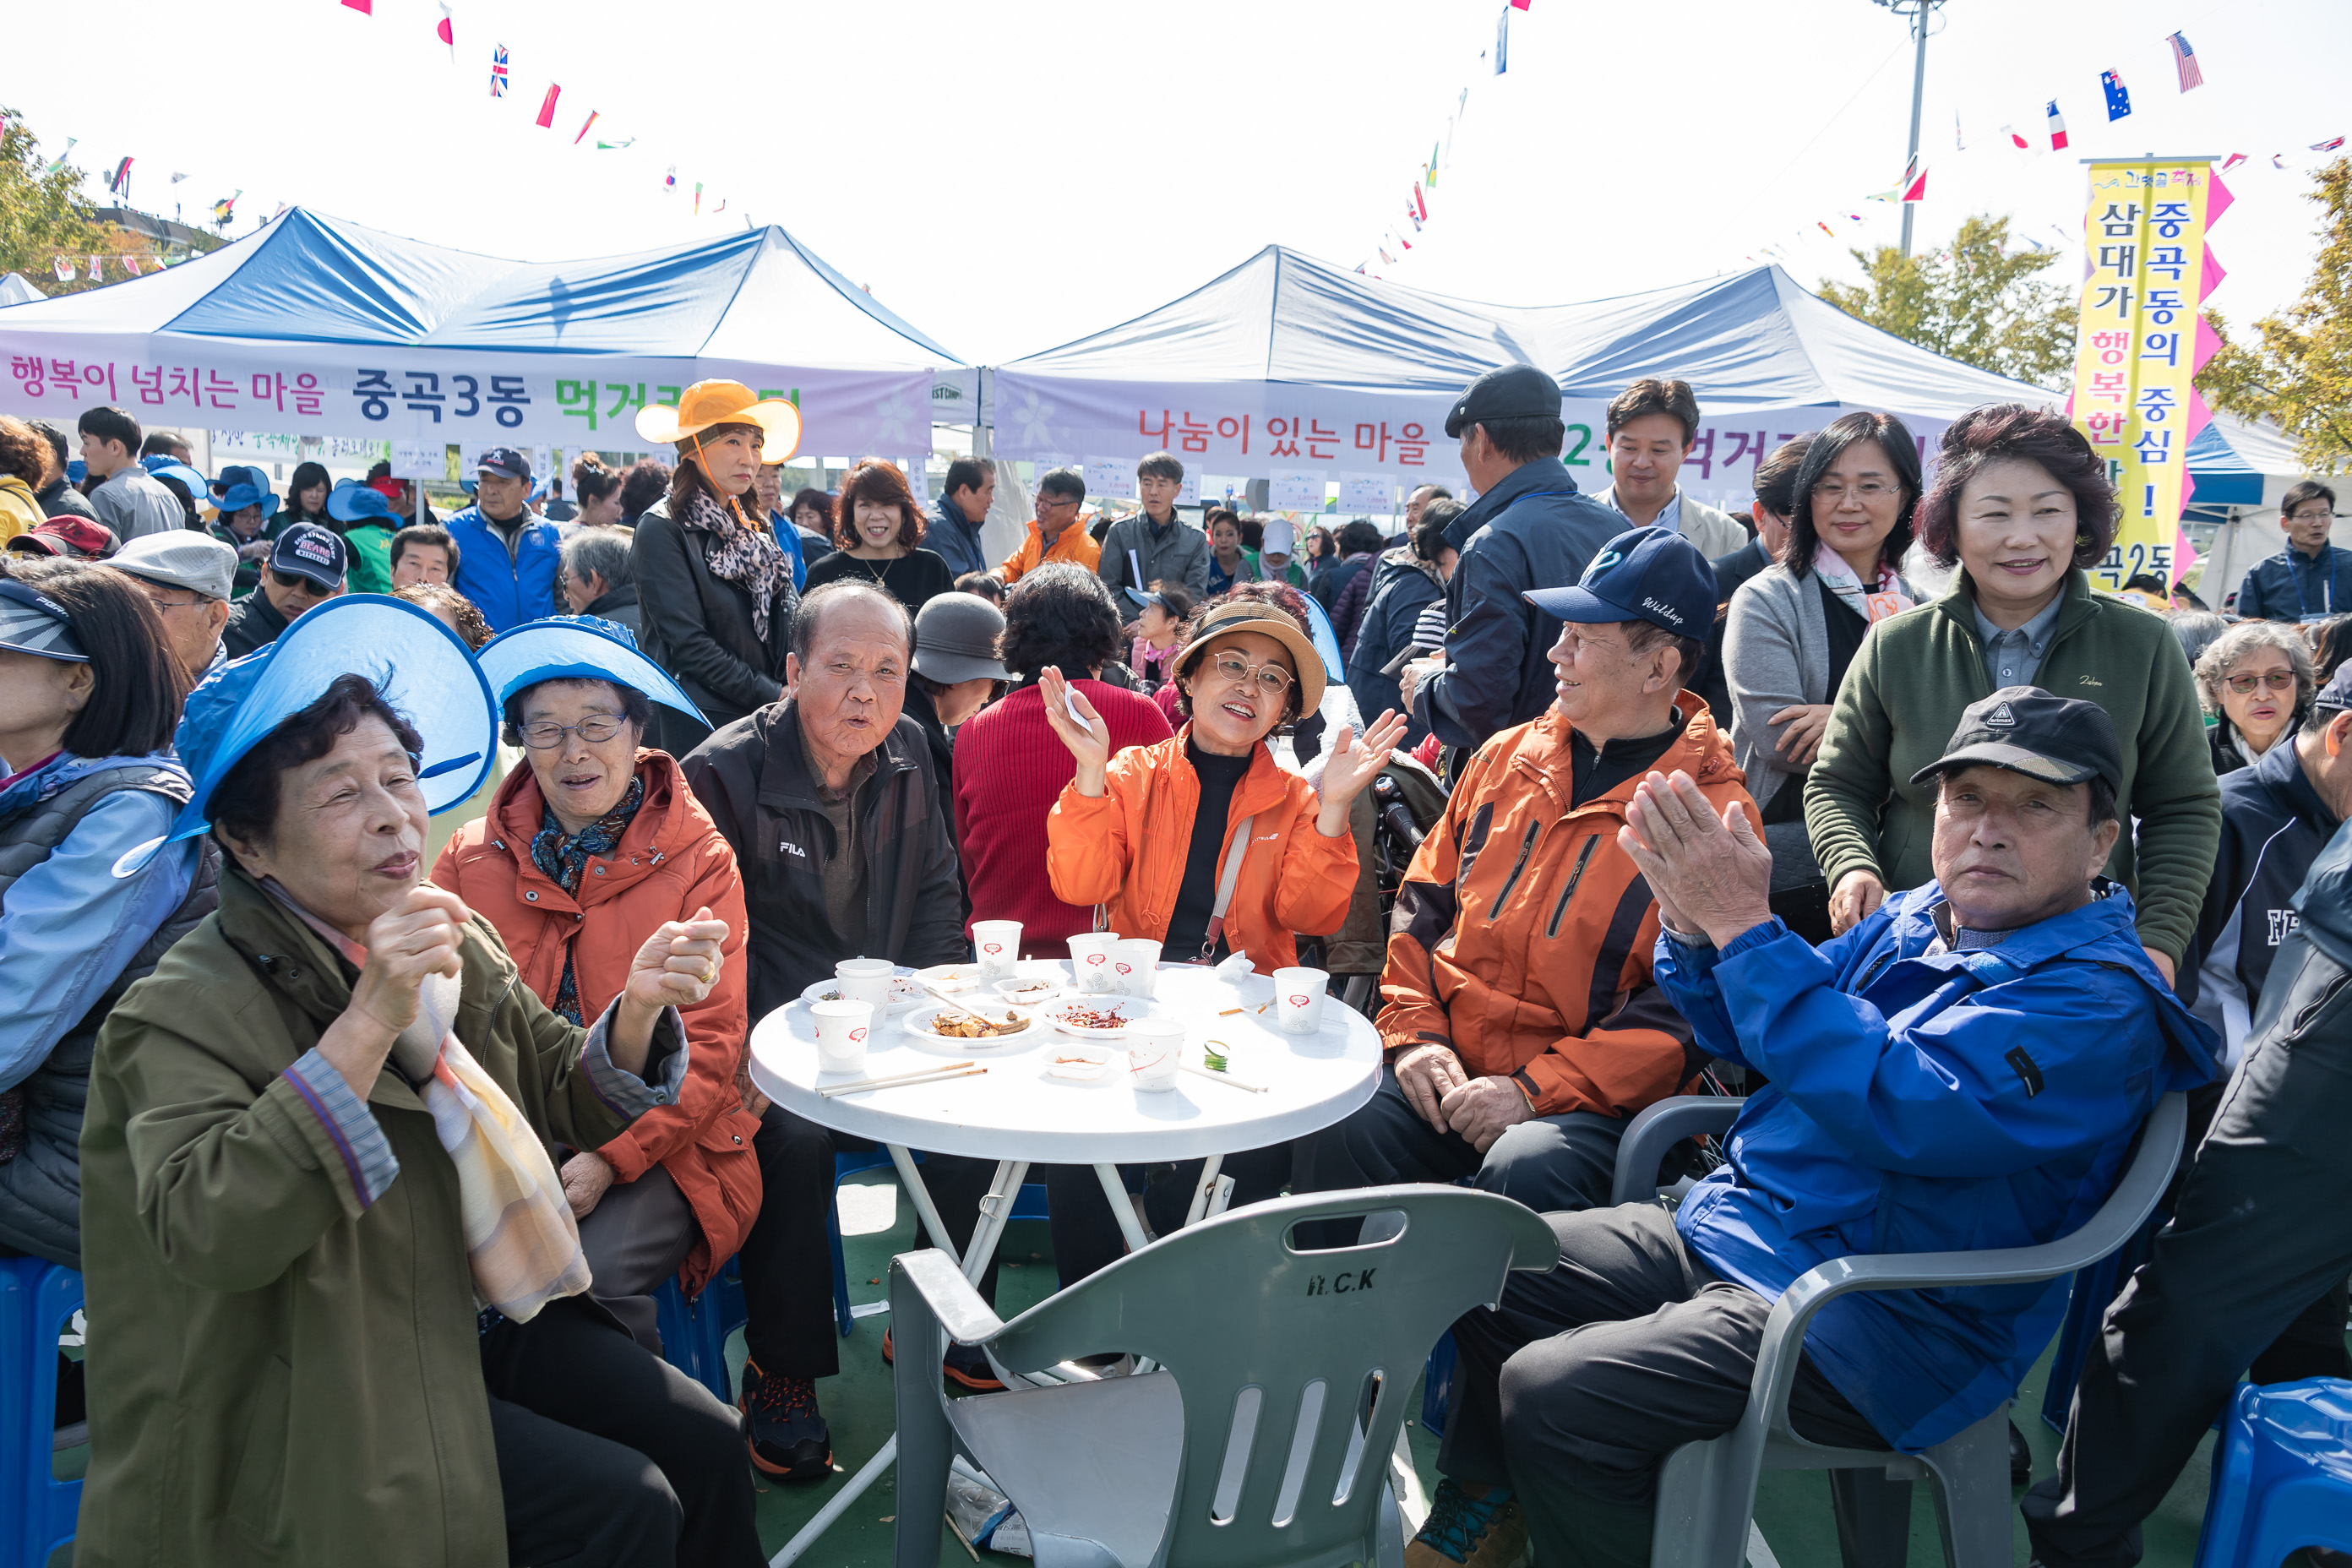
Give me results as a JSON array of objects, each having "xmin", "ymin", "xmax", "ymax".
[
  {"xmin": 2233, "ymin": 480, "xmax": 2350, "ymax": 623},
  {"xmin": 1406, "ymin": 688, "xmax": 2218, "ymax": 1568},
  {"xmin": 444, "ymin": 447, "xmax": 560, "ymax": 634},
  {"xmin": 928, "ymin": 456, "xmax": 993, "ymax": 580},
  {"xmin": 1407, "ymin": 365, "xmax": 1623, "ymax": 766}
]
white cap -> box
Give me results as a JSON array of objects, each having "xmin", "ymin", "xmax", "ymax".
[
  {"xmin": 1260, "ymin": 517, "xmax": 1296, "ymax": 557},
  {"xmin": 111, "ymin": 531, "xmax": 239, "ymax": 602}
]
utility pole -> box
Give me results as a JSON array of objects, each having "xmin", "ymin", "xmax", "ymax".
[{"xmin": 1876, "ymin": 0, "xmax": 1946, "ymax": 259}]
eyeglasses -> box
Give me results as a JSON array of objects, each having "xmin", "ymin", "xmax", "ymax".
[
  {"xmin": 520, "ymin": 716, "xmax": 628, "ymax": 749},
  {"xmin": 2288, "ymin": 509, "xmax": 2335, "ymax": 524},
  {"xmin": 2223, "ymin": 671, "xmax": 2299, "ymax": 695},
  {"xmin": 1205, "ymin": 652, "xmax": 1293, "ymax": 697},
  {"xmin": 1037, "ymin": 495, "xmax": 1080, "ymax": 512},
  {"xmin": 142, "ymin": 593, "xmax": 203, "ymax": 612},
  {"xmin": 1810, "ymin": 480, "xmax": 1897, "ymax": 504}
]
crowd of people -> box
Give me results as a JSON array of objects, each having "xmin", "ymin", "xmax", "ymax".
[{"xmin": 0, "ymin": 366, "xmax": 2347, "ymax": 1568}]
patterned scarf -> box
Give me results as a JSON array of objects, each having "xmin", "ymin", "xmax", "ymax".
[
  {"xmin": 260, "ymin": 878, "xmax": 591, "ymax": 1321},
  {"xmin": 529, "ymin": 774, "xmax": 645, "ymax": 1024},
  {"xmin": 681, "ymin": 485, "xmax": 792, "ymax": 644},
  {"xmin": 1812, "ymin": 539, "xmax": 1914, "ymax": 624}
]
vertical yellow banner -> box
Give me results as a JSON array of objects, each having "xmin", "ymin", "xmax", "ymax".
[{"xmin": 2070, "ymin": 159, "xmax": 2211, "ymax": 591}]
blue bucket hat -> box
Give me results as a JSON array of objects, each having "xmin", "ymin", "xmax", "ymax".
[
  {"xmin": 166, "ymin": 595, "xmax": 498, "ymax": 846},
  {"xmin": 476, "ymin": 615, "xmax": 707, "ymax": 725},
  {"xmin": 210, "ymin": 463, "xmax": 280, "ymax": 520},
  {"xmin": 326, "ymin": 477, "xmax": 399, "ymax": 525}
]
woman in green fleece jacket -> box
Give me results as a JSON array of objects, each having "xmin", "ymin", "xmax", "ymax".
[{"xmin": 1804, "ymin": 404, "xmax": 2219, "ymax": 980}]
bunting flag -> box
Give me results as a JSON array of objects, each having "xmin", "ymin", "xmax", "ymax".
[
  {"xmin": 596, "ymin": 138, "xmax": 635, "ymax": 150},
  {"xmin": 664, "ymin": 165, "xmax": 676, "ymax": 192},
  {"xmin": 2316, "ymin": 136, "xmax": 2347, "ymax": 151},
  {"xmin": 535, "ymin": 84, "xmax": 560, "ymax": 128},
  {"xmin": 42, "ymin": 138, "xmax": 76, "ymax": 176},
  {"xmin": 2003, "ymin": 124, "xmax": 2029, "ymax": 150},
  {"xmin": 1413, "ymin": 183, "xmax": 1428, "ymax": 221},
  {"xmin": 52, "ymin": 258, "xmax": 74, "ymax": 282},
  {"xmin": 2273, "ymin": 154, "xmax": 2288, "ymax": 169},
  {"xmin": 170, "ymin": 171, "xmax": 187, "ymax": 184},
  {"xmin": 209, "ymin": 190, "xmax": 240, "ymax": 222},
  {"xmin": 1509, "ymin": 0, "xmax": 1530, "ymax": 8},
  {"xmin": 693, "ymin": 182, "xmax": 703, "ymax": 215},
  {"xmin": 1902, "ymin": 165, "xmax": 1929, "ymax": 202},
  {"xmin": 121, "ymin": 255, "xmax": 141, "ymax": 276},
  {"xmin": 1816, "ymin": 220, "xmax": 1836, "ymax": 237},
  {"xmin": 2100, "ymin": 70, "xmax": 2132, "ymax": 122},
  {"xmin": 573, "ymin": 109, "xmax": 598, "ymax": 144},
  {"xmin": 106, "ymin": 155, "xmax": 133, "ymax": 197},
  {"xmin": 2046, "ymin": 101, "xmax": 2069, "ymax": 151},
  {"xmin": 437, "ymin": 3, "xmax": 454, "ymax": 56},
  {"xmin": 342, "ymin": 0, "xmax": 372, "ymax": 12},
  {"xmin": 87, "ymin": 255, "xmax": 104, "ymax": 279},
  {"xmin": 712, "ymin": 198, "xmax": 726, "ymax": 214},
  {"xmin": 1954, "ymin": 110, "xmax": 1964, "ymax": 151},
  {"xmin": 1494, "ymin": 5, "xmax": 1508, "ymax": 74},
  {"xmin": 488, "ymin": 43, "xmax": 509, "ymax": 96},
  {"xmin": 2222, "ymin": 152, "xmax": 2248, "ymax": 172},
  {"xmin": 1379, "ymin": 246, "xmax": 1396, "ymax": 265},
  {"xmin": 1427, "ymin": 142, "xmax": 1439, "ymax": 187},
  {"xmin": 2166, "ymin": 31, "xmax": 2202, "ymax": 92}
]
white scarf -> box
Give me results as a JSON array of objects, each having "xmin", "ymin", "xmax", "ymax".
[{"xmin": 1812, "ymin": 541, "xmax": 1914, "ymax": 623}]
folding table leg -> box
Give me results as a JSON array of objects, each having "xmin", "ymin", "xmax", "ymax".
[
  {"xmin": 1182, "ymin": 1153, "xmax": 1227, "ymax": 1228},
  {"xmin": 1095, "ymin": 1162, "xmax": 1153, "ymax": 1252}
]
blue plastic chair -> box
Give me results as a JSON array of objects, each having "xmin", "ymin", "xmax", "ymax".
[
  {"xmin": 652, "ymin": 1255, "xmax": 749, "ymax": 1405},
  {"xmin": 2192, "ymin": 1377, "xmax": 2352, "ymax": 1568},
  {"xmin": 826, "ymin": 1150, "xmax": 1047, "ymax": 1336},
  {"xmin": 2, "ymin": 1255, "xmax": 82, "ymax": 1568}
]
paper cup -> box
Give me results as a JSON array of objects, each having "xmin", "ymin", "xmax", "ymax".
[
  {"xmin": 972, "ymin": 920, "xmax": 1022, "ymax": 981},
  {"xmin": 1067, "ymin": 931, "xmax": 1124, "ymax": 994},
  {"xmin": 1125, "ymin": 1018, "xmax": 1184, "ymax": 1092},
  {"xmin": 835, "ymin": 957, "xmax": 895, "ymax": 1009},
  {"xmin": 1113, "ymin": 938, "xmax": 1162, "ymax": 999},
  {"xmin": 1272, "ymin": 966, "xmax": 1331, "ymax": 1035},
  {"xmin": 811, "ymin": 999, "xmax": 875, "ymax": 1074}
]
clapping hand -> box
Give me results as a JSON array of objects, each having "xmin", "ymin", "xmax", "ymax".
[
  {"xmin": 623, "ymin": 906, "xmax": 731, "ymax": 1012},
  {"xmin": 1616, "ymin": 770, "xmax": 1774, "ymax": 948}
]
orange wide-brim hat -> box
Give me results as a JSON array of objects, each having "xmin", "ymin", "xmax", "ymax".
[{"xmin": 634, "ymin": 378, "xmax": 803, "ymax": 464}]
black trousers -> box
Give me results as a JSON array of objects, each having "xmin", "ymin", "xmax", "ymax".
[
  {"xmin": 738, "ymin": 1107, "xmax": 1004, "ymax": 1378},
  {"xmin": 2023, "ymin": 934, "xmax": 2352, "ymax": 1568},
  {"xmin": 1445, "ymin": 1205, "xmax": 1886, "ymax": 1568},
  {"xmin": 1040, "ymin": 1145, "xmax": 1295, "ymax": 1288},
  {"xmin": 1293, "ymin": 1064, "xmax": 1629, "ymax": 1214},
  {"xmin": 482, "ymin": 1293, "xmax": 763, "ymax": 1568}
]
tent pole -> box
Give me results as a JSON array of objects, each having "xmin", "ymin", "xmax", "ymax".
[{"xmin": 1886, "ymin": 0, "xmax": 1943, "ymax": 260}]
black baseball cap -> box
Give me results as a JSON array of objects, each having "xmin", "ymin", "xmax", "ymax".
[
  {"xmin": 1909, "ymin": 686, "xmax": 2124, "ymax": 794},
  {"xmin": 1522, "ymin": 524, "xmax": 1716, "ymax": 639},
  {"xmin": 270, "ymin": 522, "xmax": 348, "ymax": 592},
  {"xmin": 476, "ymin": 446, "xmax": 531, "ymax": 482},
  {"xmin": 1444, "ymin": 363, "xmax": 1562, "ymax": 438}
]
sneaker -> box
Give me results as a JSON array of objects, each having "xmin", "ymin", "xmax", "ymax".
[
  {"xmin": 738, "ymin": 1358, "xmax": 831, "ymax": 1482},
  {"xmin": 1406, "ymin": 1478, "xmax": 1525, "ymax": 1568},
  {"xmin": 880, "ymin": 1328, "xmax": 1006, "ymax": 1392}
]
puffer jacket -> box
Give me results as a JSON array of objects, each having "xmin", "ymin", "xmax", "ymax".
[
  {"xmin": 1045, "ymin": 725, "xmax": 1356, "ymax": 974},
  {"xmin": 1655, "ymin": 879, "xmax": 2219, "ymax": 1454},
  {"xmin": 0, "ymin": 754, "xmax": 215, "ymax": 1267},
  {"xmin": 0, "ymin": 472, "xmax": 41, "ymax": 538},
  {"xmin": 431, "ymin": 749, "xmax": 759, "ymax": 1294},
  {"xmin": 1380, "ymin": 694, "xmax": 1747, "ymax": 1116}
]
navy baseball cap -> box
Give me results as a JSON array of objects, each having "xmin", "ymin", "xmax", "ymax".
[
  {"xmin": 476, "ymin": 446, "xmax": 531, "ymax": 482},
  {"xmin": 1523, "ymin": 525, "xmax": 1716, "ymax": 638},
  {"xmin": 270, "ymin": 522, "xmax": 347, "ymax": 591}
]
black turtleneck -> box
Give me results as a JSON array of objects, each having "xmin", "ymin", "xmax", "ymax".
[{"xmin": 1567, "ymin": 706, "xmax": 1687, "ymax": 808}]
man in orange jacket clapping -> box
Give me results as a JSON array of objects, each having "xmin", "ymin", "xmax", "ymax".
[{"xmin": 1297, "ymin": 526, "xmax": 1752, "ymax": 1221}]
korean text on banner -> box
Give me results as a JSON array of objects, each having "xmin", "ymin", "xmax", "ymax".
[
  {"xmin": 1269, "ymin": 471, "xmax": 1327, "ymax": 511},
  {"xmin": 2068, "ymin": 158, "xmax": 2210, "ymax": 591}
]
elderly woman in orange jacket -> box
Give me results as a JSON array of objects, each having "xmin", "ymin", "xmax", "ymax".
[
  {"xmin": 430, "ymin": 620, "xmax": 784, "ymax": 1428},
  {"xmin": 1033, "ymin": 599, "xmax": 1406, "ymax": 1284}
]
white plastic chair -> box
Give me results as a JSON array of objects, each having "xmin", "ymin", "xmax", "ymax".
[
  {"xmin": 1609, "ymin": 1092, "xmax": 2190, "ymax": 1568},
  {"xmin": 886, "ymin": 1184, "xmax": 1559, "ymax": 1568}
]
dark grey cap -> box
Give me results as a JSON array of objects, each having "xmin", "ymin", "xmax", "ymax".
[{"xmin": 912, "ymin": 591, "xmax": 1010, "ymax": 684}]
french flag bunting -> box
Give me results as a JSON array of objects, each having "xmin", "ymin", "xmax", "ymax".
[
  {"xmin": 2046, "ymin": 101, "xmax": 2069, "ymax": 151},
  {"xmin": 2167, "ymin": 32, "xmax": 2202, "ymax": 92}
]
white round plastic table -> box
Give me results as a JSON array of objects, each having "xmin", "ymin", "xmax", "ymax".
[{"xmin": 747, "ymin": 959, "xmax": 1382, "ymax": 1566}]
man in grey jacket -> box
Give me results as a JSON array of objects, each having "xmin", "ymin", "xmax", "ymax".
[
  {"xmin": 1097, "ymin": 451, "xmax": 1210, "ymax": 603},
  {"xmin": 1592, "ymin": 378, "xmax": 1747, "ymax": 559},
  {"xmin": 76, "ymin": 406, "xmax": 183, "ymax": 542}
]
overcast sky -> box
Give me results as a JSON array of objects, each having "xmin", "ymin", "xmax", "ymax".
[{"xmin": 11, "ymin": 0, "xmax": 2349, "ymax": 367}]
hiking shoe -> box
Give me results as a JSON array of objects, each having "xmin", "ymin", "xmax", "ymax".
[
  {"xmin": 881, "ymin": 1328, "xmax": 1006, "ymax": 1391},
  {"xmin": 738, "ymin": 1358, "xmax": 830, "ymax": 1482},
  {"xmin": 1406, "ymin": 1478, "xmax": 1525, "ymax": 1567}
]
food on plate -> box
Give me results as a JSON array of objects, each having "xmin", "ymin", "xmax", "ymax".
[
  {"xmin": 928, "ymin": 1010, "xmax": 1032, "ymax": 1040},
  {"xmin": 1054, "ymin": 1004, "xmax": 1132, "ymax": 1032},
  {"xmin": 815, "ymin": 988, "xmax": 843, "ymax": 1002},
  {"xmin": 995, "ymin": 978, "xmax": 1057, "ymax": 1000}
]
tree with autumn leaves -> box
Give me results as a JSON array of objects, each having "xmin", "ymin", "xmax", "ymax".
[
  {"xmin": 1818, "ymin": 214, "xmax": 2078, "ymax": 390},
  {"xmin": 2201, "ymin": 157, "xmax": 2352, "ymax": 476},
  {"xmin": 0, "ymin": 107, "xmax": 179, "ymax": 297}
]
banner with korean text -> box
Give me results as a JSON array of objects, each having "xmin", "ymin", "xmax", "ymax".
[
  {"xmin": 2068, "ymin": 158, "xmax": 2214, "ymax": 591},
  {"xmin": 990, "ymin": 369, "xmax": 1917, "ymax": 514},
  {"xmin": 0, "ymin": 335, "xmax": 934, "ymax": 463}
]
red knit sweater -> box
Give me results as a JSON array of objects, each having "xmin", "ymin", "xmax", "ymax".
[{"xmin": 954, "ymin": 679, "xmax": 1174, "ymax": 956}]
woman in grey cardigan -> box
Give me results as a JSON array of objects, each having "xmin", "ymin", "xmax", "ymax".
[{"xmin": 1724, "ymin": 415, "xmax": 1920, "ymax": 824}]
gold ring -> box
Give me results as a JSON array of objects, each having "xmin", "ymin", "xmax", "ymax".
[{"xmin": 702, "ymin": 962, "xmax": 716, "ymax": 985}]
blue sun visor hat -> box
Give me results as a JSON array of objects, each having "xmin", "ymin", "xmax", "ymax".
[
  {"xmin": 210, "ymin": 464, "xmax": 280, "ymax": 520},
  {"xmin": 476, "ymin": 615, "xmax": 707, "ymax": 726},
  {"xmin": 163, "ymin": 594, "xmax": 498, "ymax": 847},
  {"xmin": 0, "ymin": 579, "xmax": 90, "ymax": 662},
  {"xmin": 326, "ymin": 478, "xmax": 398, "ymax": 525},
  {"xmin": 1521, "ymin": 524, "xmax": 1718, "ymax": 639}
]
